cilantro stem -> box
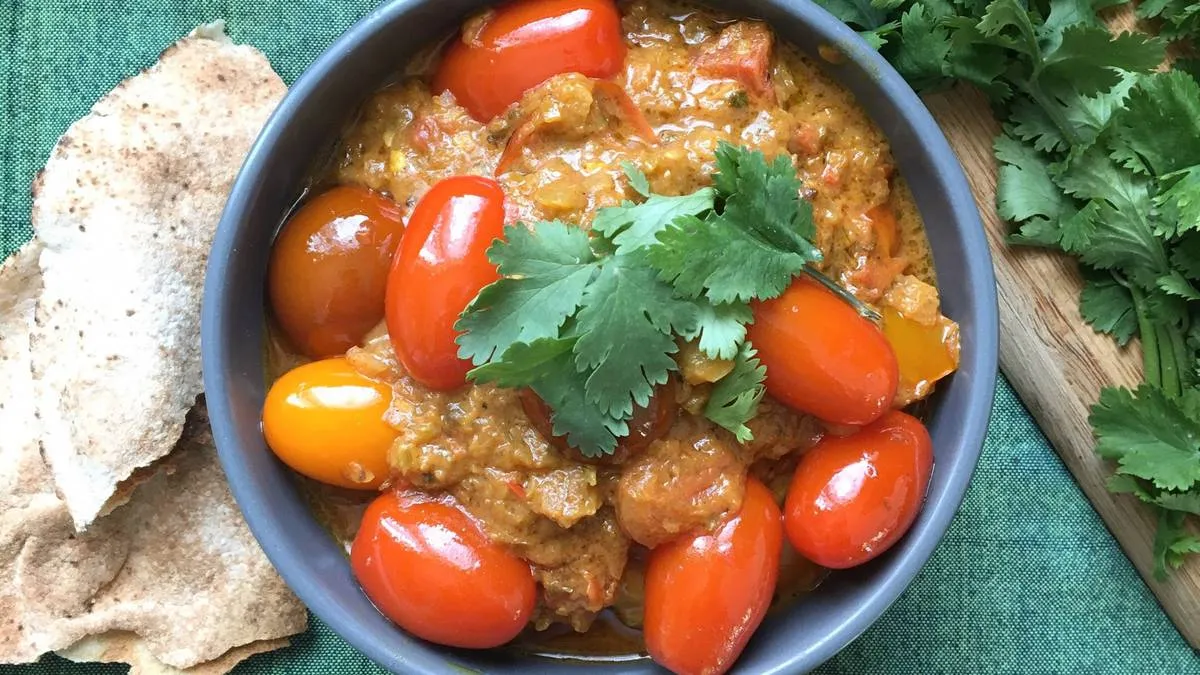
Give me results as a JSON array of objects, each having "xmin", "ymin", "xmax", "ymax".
[
  {"xmin": 1156, "ymin": 323, "xmax": 1181, "ymax": 397},
  {"xmin": 1127, "ymin": 281, "xmax": 1163, "ymax": 389},
  {"xmin": 803, "ymin": 266, "xmax": 882, "ymax": 322},
  {"xmin": 1166, "ymin": 325, "xmax": 1187, "ymax": 398}
]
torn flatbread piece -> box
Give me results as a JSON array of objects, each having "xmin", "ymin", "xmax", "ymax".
[
  {"xmin": 0, "ymin": 402, "xmax": 306, "ymax": 668},
  {"xmin": 57, "ymin": 632, "xmax": 289, "ymax": 675},
  {"xmin": 0, "ymin": 242, "xmax": 58, "ymax": 663},
  {"xmin": 30, "ymin": 23, "xmax": 287, "ymax": 529}
]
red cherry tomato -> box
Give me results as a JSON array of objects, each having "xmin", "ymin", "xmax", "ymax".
[
  {"xmin": 386, "ymin": 176, "xmax": 506, "ymax": 390},
  {"xmin": 644, "ymin": 477, "xmax": 783, "ymax": 675},
  {"xmin": 432, "ymin": 0, "xmax": 626, "ymax": 122},
  {"xmin": 351, "ymin": 490, "xmax": 536, "ymax": 648},
  {"xmin": 268, "ymin": 186, "xmax": 404, "ymax": 359},
  {"xmin": 748, "ymin": 276, "xmax": 898, "ymax": 425},
  {"xmin": 784, "ymin": 410, "xmax": 933, "ymax": 569}
]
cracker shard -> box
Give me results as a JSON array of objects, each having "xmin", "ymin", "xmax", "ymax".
[{"xmin": 29, "ymin": 24, "xmax": 287, "ymax": 530}]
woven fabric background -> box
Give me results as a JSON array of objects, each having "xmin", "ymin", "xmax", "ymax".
[{"xmin": 1, "ymin": 1, "xmax": 1197, "ymax": 673}]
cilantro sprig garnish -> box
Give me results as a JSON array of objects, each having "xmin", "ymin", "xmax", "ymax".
[
  {"xmin": 817, "ymin": 0, "xmax": 1200, "ymax": 574},
  {"xmin": 455, "ymin": 143, "xmax": 822, "ymax": 457}
]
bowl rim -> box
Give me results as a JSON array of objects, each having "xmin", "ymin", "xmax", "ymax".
[{"xmin": 201, "ymin": 0, "xmax": 999, "ymax": 672}]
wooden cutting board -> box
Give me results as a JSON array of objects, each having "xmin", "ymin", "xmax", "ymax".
[{"xmin": 921, "ymin": 80, "xmax": 1200, "ymax": 647}]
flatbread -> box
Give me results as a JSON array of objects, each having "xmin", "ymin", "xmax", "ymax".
[
  {"xmin": 29, "ymin": 22, "xmax": 287, "ymax": 529},
  {"xmin": 0, "ymin": 402, "xmax": 307, "ymax": 669},
  {"xmin": 0, "ymin": 242, "xmax": 60, "ymax": 663},
  {"xmin": 57, "ymin": 632, "xmax": 289, "ymax": 675}
]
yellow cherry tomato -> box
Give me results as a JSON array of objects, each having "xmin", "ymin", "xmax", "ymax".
[{"xmin": 262, "ymin": 357, "xmax": 395, "ymax": 490}]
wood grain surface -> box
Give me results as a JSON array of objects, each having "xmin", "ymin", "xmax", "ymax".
[{"xmin": 922, "ymin": 79, "xmax": 1200, "ymax": 647}]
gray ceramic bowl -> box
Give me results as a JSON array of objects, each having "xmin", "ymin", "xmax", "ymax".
[{"xmin": 201, "ymin": 0, "xmax": 999, "ymax": 672}]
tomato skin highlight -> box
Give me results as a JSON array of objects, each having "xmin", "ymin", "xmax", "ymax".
[
  {"xmin": 267, "ymin": 186, "xmax": 405, "ymax": 359},
  {"xmin": 386, "ymin": 176, "xmax": 506, "ymax": 390},
  {"xmin": 748, "ymin": 276, "xmax": 899, "ymax": 425},
  {"xmin": 644, "ymin": 477, "xmax": 783, "ymax": 675},
  {"xmin": 350, "ymin": 490, "xmax": 536, "ymax": 649},
  {"xmin": 784, "ymin": 410, "xmax": 933, "ymax": 569},
  {"xmin": 261, "ymin": 357, "xmax": 395, "ymax": 490},
  {"xmin": 432, "ymin": 0, "xmax": 626, "ymax": 122}
]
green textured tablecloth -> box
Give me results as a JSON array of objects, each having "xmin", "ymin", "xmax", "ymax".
[{"xmin": 1, "ymin": 2, "xmax": 1197, "ymax": 673}]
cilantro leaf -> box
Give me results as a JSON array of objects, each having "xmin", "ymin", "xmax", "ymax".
[
  {"xmin": 1110, "ymin": 71, "xmax": 1200, "ymax": 179},
  {"xmin": 1157, "ymin": 166, "xmax": 1200, "ymax": 237},
  {"xmin": 890, "ymin": 6, "xmax": 953, "ymax": 91},
  {"xmin": 1055, "ymin": 149, "xmax": 1170, "ymax": 284},
  {"xmin": 1171, "ymin": 232, "xmax": 1200, "ymax": 280},
  {"xmin": 712, "ymin": 143, "xmax": 820, "ymax": 252},
  {"xmin": 649, "ymin": 144, "xmax": 821, "ymax": 304},
  {"xmin": 1158, "ymin": 271, "xmax": 1200, "ymax": 300},
  {"xmin": 574, "ymin": 252, "xmax": 697, "ymax": 417},
  {"xmin": 1109, "ymin": 474, "xmax": 1200, "ymax": 515},
  {"xmin": 468, "ymin": 337, "xmax": 578, "ymax": 386},
  {"xmin": 650, "ymin": 215, "xmax": 817, "ymax": 303},
  {"xmin": 1153, "ymin": 509, "xmax": 1200, "ymax": 579},
  {"xmin": 1079, "ymin": 272, "xmax": 1138, "ymax": 346},
  {"xmin": 1157, "ymin": 490, "xmax": 1200, "ymax": 516},
  {"xmin": 681, "ymin": 301, "xmax": 753, "ymax": 360},
  {"xmin": 1039, "ymin": 27, "xmax": 1163, "ymax": 97},
  {"xmin": 593, "ymin": 183, "xmax": 715, "ymax": 254},
  {"xmin": 622, "ymin": 161, "xmax": 652, "ymax": 197},
  {"xmin": 531, "ymin": 347, "xmax": 628, "ymax": 457},
  {"xmin": 1138, "ymin": 0, "xmax": 1200, "ymax": 42},
  {"xmin": 814, "ymin": 0, "xmax": 894, "ymax": 31},
  {"xmin": 995, "ymin": 133, "xmax": 1074, "ymax": 225},
  {"xmin": 1090, "ymin": 384, "xmax": 1200, "ymax": 492},
  {"xmin": 468, "ymin": 337, "xmax": 626, "ymax": 458},
  {"xmin": 456, "ymin": 222, "xmax": 600, "ymax": 364},
  {"xmin": 1009, "ymin": 99, "xmax": 1067, "ymax": 153},
  {"xmin": 705, "ymin": 343, "xmax": 767, "ymax": 442}
]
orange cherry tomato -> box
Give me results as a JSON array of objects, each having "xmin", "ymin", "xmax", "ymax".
[
  {"xmin": 784, "ymin": 410, "xmax": 933, "ymax": 569},
  {"xmin": 268, "ymin": 186, "xmax": 405, "ymax": 359},
  {"xmin": 432, "ymin": 0, "xmax": 626, "ymax": 122},
  {"xmin": 748, "ymin": 276, "xmax": 899, "ymax": 425},
  {"xmin": 351, "ymin": 490, "xmax": 536, "ymax": 649},
  {"xmin": 644, "ymin": 477, "xmax": 783, "ymax": 675},
  {"xmin": 262, "ymin": 357, "xmax": 395, "ymax": 490},
  {"xmin": 386, "ymin": 176, "xmax": 506, "ymax": 390},
  {"xmin": 519, "ymin": 382, "xmax": 677, "ymax": 464}
]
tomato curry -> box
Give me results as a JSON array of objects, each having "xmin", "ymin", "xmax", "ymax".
[{"xmin": 261, "ymin": 1, "xmax": 960, "ymax": 673}]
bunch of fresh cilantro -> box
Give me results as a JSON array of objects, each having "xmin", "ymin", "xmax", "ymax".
[
  {"xmin": 455, "ymin": 143, "xmax": 823, "ymax": 457},
  {"xmin": 817, "ymin": 0, "xmax": 1200, "ymax": 575}
]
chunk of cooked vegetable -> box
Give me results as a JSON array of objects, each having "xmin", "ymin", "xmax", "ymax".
[
  {"xmin": 268, "ymin": 186, "xmax": 405, "ymax": 359},
  {"xmin": 694, "ymin": 21, "xmax": 775, "ymax": 102}
]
